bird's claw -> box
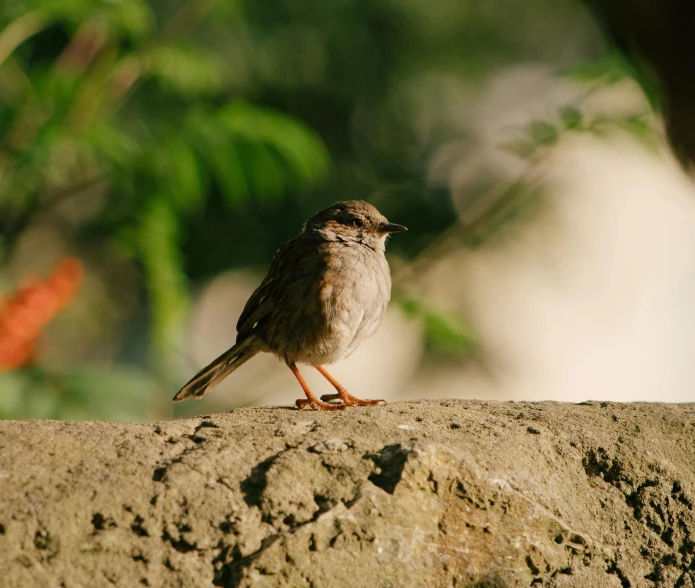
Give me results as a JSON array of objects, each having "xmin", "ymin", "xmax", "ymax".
[
  {"xmin": 295, "ymin": 398, "xmax": 346, "ymax": 411},
  {"xmin": 319, "ymin": 393, "xmax": 386, "ymax": 407}
]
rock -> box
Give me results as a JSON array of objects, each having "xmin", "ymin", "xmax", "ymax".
[{"xmin": 0, "ymin": 400, "xmax": 694, "ymax": 587}]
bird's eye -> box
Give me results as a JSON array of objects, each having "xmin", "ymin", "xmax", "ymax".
[{"xmin": 352, "ymin": 218, "xmax": 364, "ymax": 228}]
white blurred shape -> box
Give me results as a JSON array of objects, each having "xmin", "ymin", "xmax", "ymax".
[{"xmin": 416, "ymin": 137, "xmax": 695, "ymax": 403}]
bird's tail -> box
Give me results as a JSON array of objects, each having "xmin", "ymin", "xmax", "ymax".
[{"xmin": 172, "ymin": 336, "xmax": 262, "ymax": 402}]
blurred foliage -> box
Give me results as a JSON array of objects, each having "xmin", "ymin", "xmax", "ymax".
[
  {"xmin": 0, "ymin": 0, "xmax": 330, "ymax": 419},
  {"xmin": 0, "ymin": 366, "xmax": 161, "ymax": 421},
  {"xmin": 465, "ymin": 51, "xmax": 658, "ymax": 250},
  {"xmin": 500, "ymin": 109, "xmax": 656, "ymax": 161},
  {"xmin": 0, "ymin": 0, "xmax": 662, "ymax": 420},
  {"xmin": 399, "ymin": 296, "xmax": 476, "ymax": 356}
]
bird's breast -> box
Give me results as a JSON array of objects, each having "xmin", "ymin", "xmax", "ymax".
[
  {"xmin": 269, "ymin": 243, "xmax": 392, "ymax": 367},
  {"xmin": 318, "ymin": 246, "xmax": 391, "ymax": 361}
]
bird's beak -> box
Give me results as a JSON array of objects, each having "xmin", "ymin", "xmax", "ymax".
[{"xmin": 379, "ymin": 222, "xmax": 407, "ymax": 234}]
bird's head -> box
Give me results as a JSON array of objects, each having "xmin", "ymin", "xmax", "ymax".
[{"xmin": 304, "ymin": 200, "xmax": 407, "ymax": 252}]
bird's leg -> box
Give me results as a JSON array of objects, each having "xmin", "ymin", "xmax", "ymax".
[
  {"xmin": 316, "ymin": 365, "xmax": 385, "ymax": 406},
  {"xmin": 287, "ymin": 362, "xmax": 345, "ymax": 411}
]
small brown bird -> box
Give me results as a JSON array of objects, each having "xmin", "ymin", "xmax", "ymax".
[{"xmin": 173, "ymin": 200, "xmax": 407, "ymax": 410}]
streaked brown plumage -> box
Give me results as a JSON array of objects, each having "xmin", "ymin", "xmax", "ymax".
[{"xmin": 172, "ymin": 200, "xmax": 406, "ymax": 410}]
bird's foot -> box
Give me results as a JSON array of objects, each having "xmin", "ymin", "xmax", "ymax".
[
  {"xmin": 320, "ymin": 392, "xmax": 386, "ymax": 407},
  {"xmin": 296, "ymin": 397, "xmax": 346, "ymax": 411}
]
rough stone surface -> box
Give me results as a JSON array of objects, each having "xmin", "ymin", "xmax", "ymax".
[{"xmin": 1, "ymin": 400, "xmax": 694, "ymax": 587}]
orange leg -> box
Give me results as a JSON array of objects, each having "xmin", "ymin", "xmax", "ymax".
[
  {"xmin": 287, "ymin": 362, "xmax": 345, "ymax": 411},
  {"xmin": 316, "ymin": 365, "xmax": 385, "ymax": 407}
]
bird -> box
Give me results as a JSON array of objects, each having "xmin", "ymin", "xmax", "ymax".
[{"xmin": 172, "ymin": 200, "xmax": 407, "ymax": 410}]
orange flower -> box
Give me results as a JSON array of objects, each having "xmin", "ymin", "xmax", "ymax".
[{"xmin": 0, "ymin": 257, "xmax": 83, "ymax": 369}]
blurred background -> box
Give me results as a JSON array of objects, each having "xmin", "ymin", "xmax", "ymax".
[{"xmin": 1, "ymin": 0, "xmax": 693, "ymax": 422}]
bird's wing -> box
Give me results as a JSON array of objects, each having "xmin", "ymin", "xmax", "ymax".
[
  {"xmin": 236, "ymin": 235, "xmax": 325, "ymax": 337},
  {"xmin": 236, "ymin": 286, "xmax": 275, "ymax": 335}
]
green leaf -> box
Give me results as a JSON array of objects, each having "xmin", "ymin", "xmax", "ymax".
[
  {"xmin": 150, "ymin": 137, "xmax": 207, "ymax": 214},
  {"xmin": 558, "ymin": 50, "xmax": 660, "ymax": 111},
  {"xmin": 614, "ymin": 113, "xmax": 657, "ymax": 149},
  {"xmin": 499, "ymin": 138, "xmax": 537, "ymax": 159},
  {"xmin": 106, "ymin": 0, "xmax": 154, "ymax": 39},
  {"xmin": 187, "ymin": 113, "xmax": 250, "ymax": 206},
  {"xmin": 399, "ymin": 297, "xmax": 476, "ymax": 355},
  {"xmin": 136, "ymin": 198, "xmax": 190, "ymax": 358},
  {"xmin": 83, "ymin": 123, "xmax": 141, "ymax": 169},
  {"xmin": 529, "ymin": 120, "xmax": 558, "ymax": 147},
  {"xmin": 245, "ymin": 142, "xmax": 288, "ymax": 203},
  {"xmin": 559, "ymin": 106, "xmax": 583, "ymax": 130},
  {"xmin": 219, "ymin": 101, "xmax": 331, "ymax": 187},
  {"xmin": 210, "ymin": 142, "xmax": 251, "ymax": 208},
  {"xmin": 184, "ymin": 102, "xmax": 331, "ymax": 205},
  {"xmin": 558, "ymin": 52, "xmax": 632, "ymax": 85},
  {"xmin": 144, "ymin": 44, "xmax": 222, "ymax": 96}
]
